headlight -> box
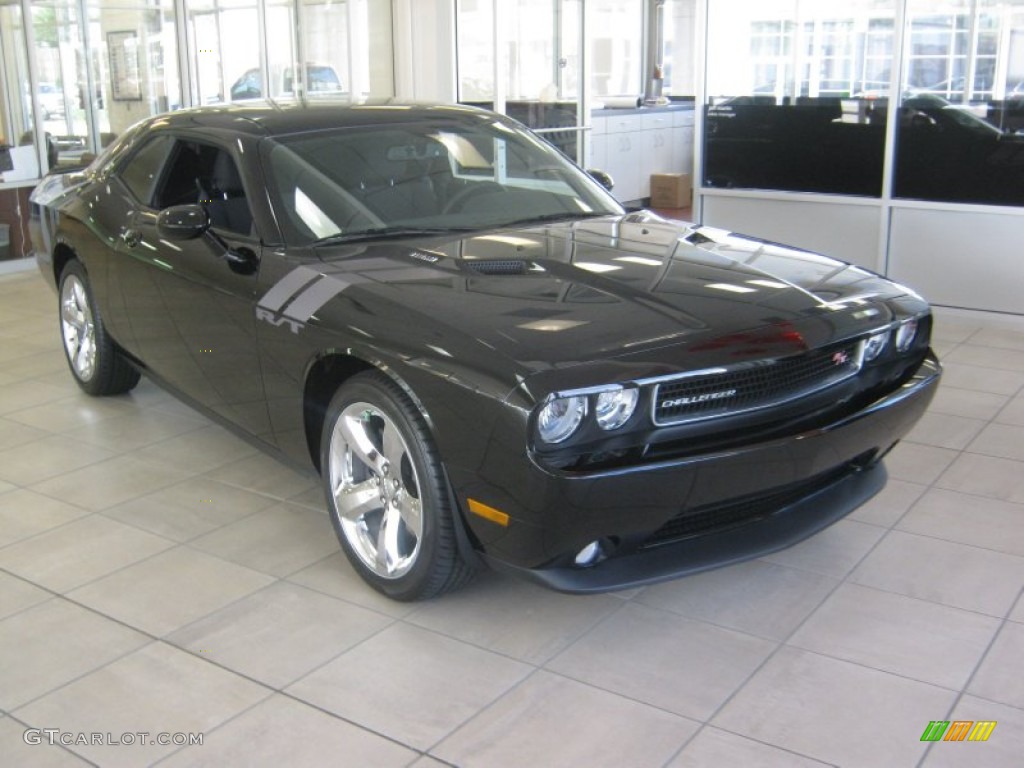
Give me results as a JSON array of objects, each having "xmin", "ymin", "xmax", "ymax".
[
  {"xmin": 895, "ymin": 318, "xmax": 918, "ymax": 352},
  {"xmin": 863, "ymin": 329, "xmax": 889, "ymax": 361},
  {"xmin": 537, "ymin": 395, "xmax": 587, "ymax": 443},
  {"xmin": 595, "ymin": 387, "xmax": 639, "ymax": 430}
]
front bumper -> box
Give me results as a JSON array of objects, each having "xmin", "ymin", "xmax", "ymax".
[{"xmin": 458, "ymin": 351, "xmax": 941, "ymax": 593}]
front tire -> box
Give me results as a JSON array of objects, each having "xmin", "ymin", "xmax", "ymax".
[
  {"xmin": 58, "ymin": 260, "xmax": 140, "ymax": 396},
  {"xmin": 321, "ymin": 371, "xmax": 474, "ymax": 601}
]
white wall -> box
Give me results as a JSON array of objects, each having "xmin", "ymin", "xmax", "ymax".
[
  {"xmin": 889, "ymin": 207, "xmax": 1024, "ymax": 315},
  {"xmin": 700, "ymin": 192, "xmax": 1024, "ymax": 315},
  {"xmin": 701, "ymin": 194, "xmax": 884, "ymax": 273}
]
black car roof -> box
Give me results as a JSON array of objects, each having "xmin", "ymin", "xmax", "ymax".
[{"xmin": 149, "ymin": 99, "xmax": 496, "ymax": 138}]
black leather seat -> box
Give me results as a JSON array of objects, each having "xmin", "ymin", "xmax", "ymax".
[{"xmin": 203, "ymin": 152, "xmax": 253, "ymax": 236}]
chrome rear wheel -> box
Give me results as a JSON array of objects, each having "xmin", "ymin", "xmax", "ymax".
[
  {"xmin": 60, "ymin": 273, "xmax": 97, "ymax": 382},
  {"xmin": 57, "ymin": 260, "xmax": 140, "ymax": 396}
]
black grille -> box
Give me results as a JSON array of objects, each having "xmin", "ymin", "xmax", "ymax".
[
  {"xmin": 653, "ymin": 339, "xmax": 861, "ymax": 425},
  {"xmin": 641, "ymin": 465, "xmax": 853, "ymax": 549},
  {"xmin": 466, "ymin": 259, "xmax": 529, "ymax": 275}
]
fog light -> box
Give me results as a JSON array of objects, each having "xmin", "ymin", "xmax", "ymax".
[
  {"xmin": 895, "ymin": 318, "xmax": 918, "ymax": 352},
  {"xmin": 574, "ymin": 540, "xmax": 605, "ymax": 567},
  {"xmin": 863, "ymin": 330, "xmax": 889, "ymax": 361}
]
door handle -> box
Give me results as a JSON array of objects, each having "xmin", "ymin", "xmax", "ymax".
[{"xmin": 121, "ymin": 229, "xmax": 140, "ymax": 248}]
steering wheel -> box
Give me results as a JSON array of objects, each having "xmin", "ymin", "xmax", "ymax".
[{"xmin": 442, "ymin": 181, "xmax": 507, "ymax": 214}]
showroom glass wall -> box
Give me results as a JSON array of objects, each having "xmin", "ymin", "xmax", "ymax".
[
  {"xmin": 703, "ymin": 0, "xmax": 1024, "ymax": 207},
  {"xmin": 453, "ymin": 0, "xmax": 697, "ymax": 167},
  {"xmin": 187, "ymin": 0, "xmax": 392, "ymax": 107},
  {"xmin": 1, "ymin": 0, "xmax": 180, "ymax": 176},
  {"xmin": 0, "ymin": 0, "xmax": 394, "ymax": 266},
  {"xmin": 456, "ymin": 0, "xmax": 589, "ymax": 162},
  {"xmin": 456, "ymin": 0, "xmax": 674, "ymax": 164}
]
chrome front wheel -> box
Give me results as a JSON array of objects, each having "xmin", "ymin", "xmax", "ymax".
[
  {"xmin": 329, "ymin": 400, "xmax": 424, "ymax": 579},
  {"xmin": 321, "ymin": 372, "xmax": 474, "ymax": 600}
]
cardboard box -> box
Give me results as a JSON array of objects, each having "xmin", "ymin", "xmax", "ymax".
[{"xmin": 649, "ymin": 173, "xmax": 691, "ymax": 208}]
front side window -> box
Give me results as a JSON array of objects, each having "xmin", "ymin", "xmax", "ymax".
[{"xmin": 136, "ymin": 138, "xmax": 254, "ymax": 236}]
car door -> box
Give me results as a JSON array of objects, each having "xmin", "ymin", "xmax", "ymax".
[{"xmin": 111, "ymin": 133, "xmax": 271, "ymax": 441}]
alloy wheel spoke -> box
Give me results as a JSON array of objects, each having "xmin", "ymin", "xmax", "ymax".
[
  {"xmin": 74, "ymin": 333, "xmax": 92, "ymax": 376},
  {"xmin": 375, "ymin": 504, "xmax": 402, "ymax": 574},
  {"xmin": 61, "ymin": 298, "xmax": 82, "ymax": 328},
  {"xmin": 336, "ymin": 477, "xmax": 380, "ymax": 523},
  {"xmin": 340, "ymin": 412, "xmax": 386, "ymax": 475},
  {"xmin": 394, "ymin": 491, "xmax": 423, "ymax": 538},
  {"xmin": 381, "ymin": 421, "xmax": 406, "ymax": 473}
]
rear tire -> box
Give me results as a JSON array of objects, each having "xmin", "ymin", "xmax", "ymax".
[
  {"xmin": 58, "ymin": 260, "xmax": 140, "ymax": 396},
  {"xmin": 321, "ymin": 371, "xmax": 475, "ymax": 601}
]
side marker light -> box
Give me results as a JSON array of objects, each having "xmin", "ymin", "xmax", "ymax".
[{"xmin": 467, "ymin": 498, "xmax": 510, "ymax": 527}]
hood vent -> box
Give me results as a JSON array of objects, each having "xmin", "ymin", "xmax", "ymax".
[{"xmin": 464, "ymin": 259, "xmax": 529, "ymax": 275}]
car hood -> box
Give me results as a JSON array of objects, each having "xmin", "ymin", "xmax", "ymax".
[{"xmin": 314, "ymin": 213, "xmax": 924, "ymax": 391}]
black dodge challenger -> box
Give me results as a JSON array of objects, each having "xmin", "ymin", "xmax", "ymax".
[{"xmin": 31, "ymin": 101, "xmax": 941, "ymax": 600}]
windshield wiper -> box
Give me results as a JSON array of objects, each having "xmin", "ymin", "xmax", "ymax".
[
  {"xmin": 502, "ymin": 211, "xmax": 610, "ymax": 227},
  {"xmin": 314, "ymin": 226, "xmax": 476, "ymax": 245}
]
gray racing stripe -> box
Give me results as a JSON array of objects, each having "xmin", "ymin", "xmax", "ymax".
[
  {"xmin": 257, "ymin": 265, "xmax": 321, "ymax": 311},
  {"xmin": 283, "ymin": 275, "xmax": 359, "ymax": 322}
]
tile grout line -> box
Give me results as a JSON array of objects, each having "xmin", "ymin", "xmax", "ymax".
[
  {"xmin": 658, "ymin": 473, "xmax": 954, "ymax": 767},
  {"xmin": 6, "ymin": 571, "xmax": 428, "ymax": 765},
  {"xmin": 914, "ymin": 580, "xmax": 1024, "ymax": 768}
]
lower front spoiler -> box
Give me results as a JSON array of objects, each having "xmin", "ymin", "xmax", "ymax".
[{"xmin": 483, "ymin": 458, "xmax": 888, "ymax": 594}]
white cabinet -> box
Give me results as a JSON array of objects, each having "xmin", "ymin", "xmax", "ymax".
[
  {"xmin": 644, "ymin": 112, "xmax": 674, "ymax": 182},
  {"xmin": 594, "ymin": 113, "xmax": 645, "ymax": 203},
  {"xmin": 587, "ymin": 115, "xmax": 607, "ymax": 171},
  {"xmin": 588, "ymin": 107, "xmax": 695, "ymax": 204},
  {"xmin": 672, "ymin": 109, "xmax": 695, "ymax": 179}
]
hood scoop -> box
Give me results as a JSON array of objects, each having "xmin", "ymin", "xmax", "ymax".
[{"xmin": 463, "ymin": 259, "xmax": 530, "ymax": 276}]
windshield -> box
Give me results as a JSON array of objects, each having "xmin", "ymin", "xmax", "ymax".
[{"xmin": 261, "ymin": 115, "xmax": 623, "ymax": 245}]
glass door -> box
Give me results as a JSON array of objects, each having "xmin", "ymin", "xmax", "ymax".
[
  {"xmin": 1, "ymin": 0, "xmax": 37, "ymax": 176},
  {"xmin": 457, "ymin": 0, "xmax": 585, "ymax": 163},
  {"xmin": 187, "ymin": 0, "xmax": 264, "ymax": 105},
  {"xmin": 30, "ymin": 2, "xmax": 92, "ymax": 169}
]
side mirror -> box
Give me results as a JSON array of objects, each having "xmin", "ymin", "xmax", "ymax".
[
  {"xmin": 587, "ymin": 168, "xmax": 615, "ymax": 192},
  {"xmin": 909, "ymin": 111, "xmax": 939, "ymax": 131},
  {"xmin": 157, "ymin": 204, "xmax": 210, "ymax": 240}
]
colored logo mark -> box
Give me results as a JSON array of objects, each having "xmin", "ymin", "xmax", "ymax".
[{"xmin": 920, "ymin": 720, "xmax": 996, "ymax": 742}]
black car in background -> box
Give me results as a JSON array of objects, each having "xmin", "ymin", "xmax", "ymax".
[{"xmin": 31, "ymin": 101, "xmax": 940, "ymax": 600}]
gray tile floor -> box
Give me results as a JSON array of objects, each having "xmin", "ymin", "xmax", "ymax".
[{"xmin": 1, "ymin": 268, "xmax": 1022, "ymax": 767}]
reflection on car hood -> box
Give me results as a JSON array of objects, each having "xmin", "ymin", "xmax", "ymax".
[{"xmin": 313, "ymin": 213, "xmax": 921, "ymax": 380}]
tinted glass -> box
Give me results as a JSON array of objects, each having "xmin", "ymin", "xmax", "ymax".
[
  {"xmin": 123, "ymin": 137, "xmax": 253, "ymax": 236},
  {"xmin": 119, "ymin": 134, "xmax": 175, "ymax": 205},
  {"xmin": 704, "ymin": 0, "xmax": 893, "ymax": 197},
  {"xmin": 894, "ymin": 0, "xmax": 1024, "ymax": 206},
  {"xmin": 261, "ymin": 115, "xmax": 622, "ymax": 244}
]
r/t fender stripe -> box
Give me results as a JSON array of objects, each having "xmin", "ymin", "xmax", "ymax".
[
  {"xmin": 258, "ymin": 266, "xmax": 321, "ymax": 312},
  {"xmin": 284, "ymin": 276, "xmax": 356, "ymax": 322},
  {"xmin": 258, "ymin": 265, "xmax": 366, "ymax": 327}
]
